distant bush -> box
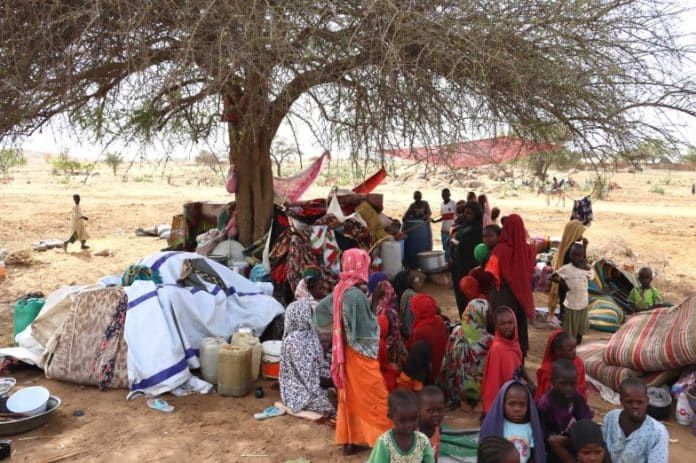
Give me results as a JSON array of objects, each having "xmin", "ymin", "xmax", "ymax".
[
  {"xmin": 51, "ymin": 150, "xmax": 93, "ymax": 175},
  {"xmin": 0, "ymin": 148, "xmax": 26, "ymax": 176},
  {"xmin": 194, "ymin": 149, "xmax": 224, "ymax": 174},
  {"xmin": 134, "ymin": 174, "xmax": 153, "ymax": 183},
  {"xmin": 104, "ymin": 152, "xmax": 123, "ymax": 176},
  {"xmin": 650, "ymin": 185, "xmax": 665, "ymax": 195}
]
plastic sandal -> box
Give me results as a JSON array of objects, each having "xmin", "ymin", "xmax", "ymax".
[
  {"xmin": 147, "ymin": 398, "xmax": 175, "ymax": 413},
  {"xmin": 253, "ymin": 406, "xmax": 285, "ymax": 420}
]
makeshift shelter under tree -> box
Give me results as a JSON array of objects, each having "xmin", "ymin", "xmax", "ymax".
[{"xmin": 1, "ymin": 1, "xmax": 695, "ymax": 244}]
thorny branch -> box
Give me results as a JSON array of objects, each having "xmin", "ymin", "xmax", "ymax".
[{"xmin": 0, "ymin": 0, "xmax": 694, "ymax": 167}]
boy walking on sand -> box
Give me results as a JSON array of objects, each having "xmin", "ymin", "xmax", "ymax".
[{"xmin": 63, "ymin": 194, "xmax": 90, "ymax": 251}]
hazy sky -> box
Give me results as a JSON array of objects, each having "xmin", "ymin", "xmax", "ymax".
[{"xmin": 20, "ymin": 0, "xmax": 696, "ymax": 161}]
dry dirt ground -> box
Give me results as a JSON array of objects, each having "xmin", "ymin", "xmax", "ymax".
[{"xmin": 1, "ymin": 159, "xmax": 696, "ymax": 461}]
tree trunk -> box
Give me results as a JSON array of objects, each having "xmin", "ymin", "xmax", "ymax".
[{"xmin": 228, "ymin": 121, "xmax": 274, "ymax": 246}]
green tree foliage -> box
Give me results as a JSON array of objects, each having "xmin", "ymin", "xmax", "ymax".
[
  {"xmin": 0, "ymin": 148, "xmax": 26, "ymax": 176},
  {"xmin": 103, "ymin": 152, "xmax": 123, "ymax": 176},
  {"xmin": 1, "ymin": 1, "xmax": 695, "ymax": 242},
  {"xmin": 51, "ymin": 150, "xmax": 94, "ymax": 176},
  {"xmin": 683, "ymin": 146, "xmax": 696, "ymax": 171}
]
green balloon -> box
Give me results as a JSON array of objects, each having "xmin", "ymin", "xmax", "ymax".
[{"xmin": 474, "ymin": 243, "xmax": 489, "ymax": 264}]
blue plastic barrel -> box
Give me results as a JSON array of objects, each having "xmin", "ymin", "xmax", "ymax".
[{"xmin": 403, "ymin": 220, "xmax": 433, "ymax": 269}]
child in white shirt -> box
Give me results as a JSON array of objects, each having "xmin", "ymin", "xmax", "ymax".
[{"xmin": 551, "ymin": 243, "xmax": 594, "ymax": 345}]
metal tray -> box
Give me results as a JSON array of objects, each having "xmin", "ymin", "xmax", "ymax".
[{"xmin": 0, "ymin": 396, "xmax": 61, "ymax": 436}]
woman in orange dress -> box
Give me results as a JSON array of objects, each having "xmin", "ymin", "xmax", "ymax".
[{"xmin": 331, "ymin": 249, "xmax": 392, "ymax": 455}]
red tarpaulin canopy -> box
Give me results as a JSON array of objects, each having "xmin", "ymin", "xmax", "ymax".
[{"xmin": 383, "ymin": 136, "xmax": 558, "ymax": 168}]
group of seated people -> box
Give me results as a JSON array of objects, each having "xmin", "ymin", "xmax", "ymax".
[{"xmin": 277, "ymin": 250, "xmax": 669, "ymax": 462}]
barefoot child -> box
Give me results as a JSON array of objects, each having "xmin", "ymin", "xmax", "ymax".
[
  {"xmin": 628, "ymin": 267, "xmax": 663, "ymax": 312},
  {"xmin": 535, "ymin": 331, "xmax": 587, "ymax": 401},
  {"xmin": 418, "ymin": 386, "xmax": 445, "ymax": 459},
  {"xmin": 536, "ymin": 359, "xmax": 593, "ymax": 463},
  {"xmin": 481, "ymin": 306, "xmax": 536, "ymax": 415},
  {"xmin": 368, "ymin": 389, "xmax": 435, "ymax": 462},
  {"xmin": 551, "ymin": 244, "xmax": 594, "ymax": 345},
  {"xmin": 63, "ymin": 193, "xmax": 90, "ymax": 251},
  {"xmin": 481, "ymin": 380, "xmax": 546, "ymax": 463}
]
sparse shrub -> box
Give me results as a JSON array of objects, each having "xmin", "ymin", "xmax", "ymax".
[
  {"xmin": 0, "ymin": 148, "xmax": 26, "ymax": 176},
  {"xmin": 133, "ymin": 174, "xmax": 154, "ymax": 183},
  {"xmin": 52, "ymin": 150, "xmax": 89, "ymax": 175},
  {"xmin": 104, "ymin": 152, "xmax": 123, "ymax": 176},
  {"xmin": 650, "ymin": 185, "xmax": 665, "ymax": 195}
]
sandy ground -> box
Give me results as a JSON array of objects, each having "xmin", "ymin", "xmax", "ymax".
[{"xmin": 1, "ymin": 159, "xmax": 696, "ymax": 461}]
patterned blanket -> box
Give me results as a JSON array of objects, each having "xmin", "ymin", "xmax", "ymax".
[
  {"xmin": 578, "ymin": 341, "xmax": 680, "ymax": 392},
  {"xmin": 604, "ymin": 296, "xmax": 696, "ymax": 371},
  {"xmin": 46, "ymin": 287, "xmax": 129, "ymax": 389}
]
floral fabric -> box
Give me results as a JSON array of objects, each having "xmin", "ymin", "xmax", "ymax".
[
  {"xmin": 436, "ymin": 299, "xmax": 493, "ymax": 407},
  {"xmin": 280, "ymin": 298, "xmax": 334, "ymax": 414}
]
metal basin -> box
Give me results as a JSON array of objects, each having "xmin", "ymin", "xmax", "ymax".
[
  {"xmin": 0, "ymin": 396, "xmax": 61, "ymax": 436},
  {"xmin": 417, "ymin": 251, "xmax": 447, "ymax": 272}
]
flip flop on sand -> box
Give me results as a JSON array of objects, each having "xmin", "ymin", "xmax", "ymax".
[
  {"xmin": 253, "ymin": 406, "xmax": 285, "ymax": 420},
  {"xmin": 147, "ymin": 398, "xmax": 175, "ymax": 413}
]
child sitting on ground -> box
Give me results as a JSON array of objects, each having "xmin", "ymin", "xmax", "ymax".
[
  {"xmin": 603, "ymin": 377, "xmax": 669, "ymax": 463},
  {"xmin": 535, "ymin": 330, "xmax": 587, "ymax": 401},
  {"xmin": 477, "ymin": 436, "xmax": 520, "ymax": 463},
  {"xmin": 548, "ymin": 419, "xmax": 611, "ymax": 463},
  {"xmin": 628, "ymin": 267, "xmax": 663, "ymax": 312},
  {"xmin": 537, "ymin": 359, "xmax": 594, "ymax": 463},
  {"xmin": 418, "ymin": 386, "xmax": 445, "ymax": 460},
  {"xmin": 368, "ymin": 389, "xmax": 435, "ymax": 463},
  {"xmin": 551, "ymin": 243, "xmax": 594, "ymax": 345},
  {"xmin": 481, "ymin": 307, "xmax": 536, "ymax": 415},
  {"xmin": 395, "ymin": 340, "xmax": 432, "ymax": 392},
  {"xmin": 480, "ymin": 380, "xmax": 546, "ymax": 463}
]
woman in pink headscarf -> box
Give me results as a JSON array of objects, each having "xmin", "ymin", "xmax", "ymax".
[{"xmin": 330, "ymin": 249, "xmax": 391, "ymax": 455}]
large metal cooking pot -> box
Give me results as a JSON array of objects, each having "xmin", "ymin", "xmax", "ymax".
[{"xmin": 417, "ymin": 251, "xmax": 447, "ymax": 272}]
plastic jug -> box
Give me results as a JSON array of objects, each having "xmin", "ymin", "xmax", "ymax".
[
  {"xmin": 217, "ymin": 344, "xmax": 251, "ymax": 397},
  {"xmin": 381, "ymin": 240, "xmax": 403, "ymax": 280},
  {"xmin": 230, "ymin": 331, "xmax": 262, "ymax": 382},
  {"xmin": 199, "ymin": 337, "xmax": 227, "ymax": 384},
  {"xmin": 676, "ymin": 392, "xmax": 694, "ymax": 426},
  {"xmin": 13, "ymin": 298, "xmax": 45, "ymax": 342}
]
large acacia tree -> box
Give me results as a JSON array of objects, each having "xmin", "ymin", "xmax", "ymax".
[{"xmin": 1, "ymin": 1, "xmax": 694, "ymax": 244}]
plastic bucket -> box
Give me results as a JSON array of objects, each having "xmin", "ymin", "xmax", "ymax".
[
  {"xmin": 261, "ymin": 340, "xmax": 282, "ymax": 379},
  {"xmin": 13, "ymin": 298, "xmax": 45, "ymax": 342}
]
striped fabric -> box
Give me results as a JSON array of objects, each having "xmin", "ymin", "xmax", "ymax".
[
  {"xmin": 588, "ymin": 296, "xmax": 625, "ymax": 333},
  {"xmin": 577, "ymin": 342, "xmax": 679, "ymax": 392},
  {"xmin": 578, "ymin": 342, "xmax": 641, "ymax": 391},
  {"xmin": 604, "ymin": 297, "xmax": 696, "ymax": 372}
]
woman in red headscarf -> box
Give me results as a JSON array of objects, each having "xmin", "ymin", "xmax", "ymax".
[
  {"xmin": 329, "ymin": 249, "xmax": 391, "ymax": 455},
  {"xmin": 406, "ymin": 293, "xmax": 448, "ymax": 383},
  {"xmin": 484, "ymin": 214, "xmax": 536, "ymax": 358}
]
